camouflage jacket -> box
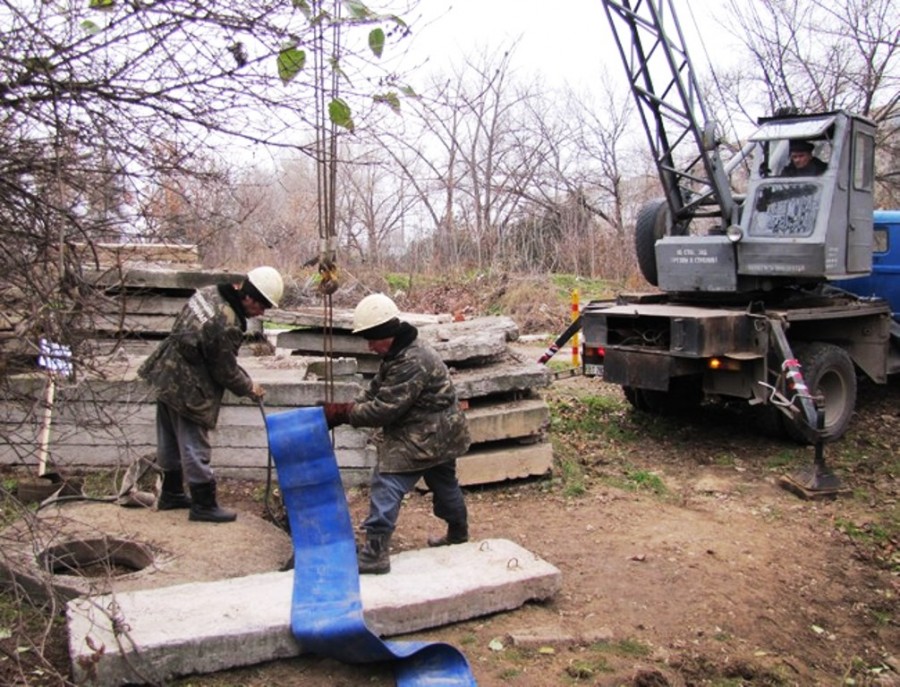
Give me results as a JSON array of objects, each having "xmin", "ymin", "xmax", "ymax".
[
  {"xmin": 138, "ymin": 284, "xmax": 254, "ymax": 429},
  {"xmin": 349, "ymin": 323, "xmax": 471, "ymax": 473}
]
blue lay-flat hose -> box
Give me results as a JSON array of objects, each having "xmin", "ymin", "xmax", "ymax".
[{"xmin": 264, "ymin": 406, "xmax": 477, "ymax": 687}]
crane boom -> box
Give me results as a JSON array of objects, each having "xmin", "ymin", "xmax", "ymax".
[{"xmin": 601, "ymin": 0, "xmax": 736, "ymax": 227}]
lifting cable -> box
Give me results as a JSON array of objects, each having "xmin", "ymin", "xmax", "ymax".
[
  {"xmin": 313, "ymin": 0, "xmax": 343, "ymax": 404},
  {"xmin": 682, "ymin": 0, "xmax": 752, "ymax": 180},
  {"xmin": 262, "ymin": 1, "xmax": 344, "ymax": 530}
]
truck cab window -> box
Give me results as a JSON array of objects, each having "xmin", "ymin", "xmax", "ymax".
[
  {"xmin": 853, "ymin": 132, "xmax": 875, "ymax": 191},
  {"xmin": 750, "ymin": 182, "xmax": 821, "ymax": 237}
]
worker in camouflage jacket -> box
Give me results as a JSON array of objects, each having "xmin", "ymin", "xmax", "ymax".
[
  {"xmin": 138, "ymin": 266, "xmax": 284, "ymax": 523},
  {"xmin": 323, "ymin": 293, "xmax": 471, "ymax": 574}
]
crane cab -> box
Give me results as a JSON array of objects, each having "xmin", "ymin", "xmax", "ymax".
[
  {"xmin": 737, "ymin": 110, "xmax": 877, "ymax": 283},
  {"xmin": 654, "ymin": 110, "xmax": 877, "ymax": 295}
]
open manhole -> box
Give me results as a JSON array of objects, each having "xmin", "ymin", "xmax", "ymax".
[{"xmin": 39, "ymin": 538, "xmax": 154, "ymax": 578}]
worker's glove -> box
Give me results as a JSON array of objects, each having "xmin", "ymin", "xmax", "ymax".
[
  {"xmin": 322, "ymin": 402, "xmax": 354, "ymax": 429},
  {"xmin": 249, "ymin": 384, "xmax": 266, "ymax": 402}
]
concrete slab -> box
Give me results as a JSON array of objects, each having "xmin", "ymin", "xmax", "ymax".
[
  {"xmin": 67, "ymin": 538, "xmax": 561, "ymax": 686},
  {"xmin": 457, "ymin": 441, "xmax": 554, "ymax": 485}
]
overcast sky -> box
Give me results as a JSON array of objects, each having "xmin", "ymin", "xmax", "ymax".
[{"xmin": 394, "ymin": 0, "xmax": 736, "ymax": 96}]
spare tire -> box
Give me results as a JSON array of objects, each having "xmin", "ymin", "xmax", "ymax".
[{"xmin": 634, "ymin": 199, "xmax": 670, "ymax": 286}]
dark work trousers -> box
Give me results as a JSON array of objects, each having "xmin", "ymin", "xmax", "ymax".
[
  {"xmin": 362, "ymin": 460, "xmax": 467, "ymax": 536},
  {"xmin": 155, "ymin": 401, "xmax": 215, "ymax": 485}
]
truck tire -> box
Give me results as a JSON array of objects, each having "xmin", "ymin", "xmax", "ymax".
[
  {"xmin": 622, "ymin": 377, "xmax": 702, "ymax": 415},
  {"xmin": 782, "ymin": 342, "xmax": 857, "ymax": 443},
  {"xmin": 634, "ymin": 199, "xmax": 669, "ymax": 287},
  {"xmin": 622, "ymin": 386, "xmax": 649, "ymax": 411}
]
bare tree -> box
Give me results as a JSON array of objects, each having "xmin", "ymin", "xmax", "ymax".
[
  {"xmin": 335, "ymin": 146, "xmax": 418, "ymax": 267},
  {"xmin": 0, "ymin": 0, "xmax": 411, "ymax": 371},
  {"xmin": 719, "ymin": 0, "xmax": 899, "ymax": 200},
  {"xmin": 370, "ymin": 46, "xmax": 548, "ymax": 270}
]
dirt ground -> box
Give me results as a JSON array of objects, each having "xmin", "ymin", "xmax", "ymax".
[
  {"xmin": 188, "ymin": 351, "xmax": 898, "ymax": 687},
  {"xmin": 2, "ymin": 345, "xmax": 898, "ymax": 686}
]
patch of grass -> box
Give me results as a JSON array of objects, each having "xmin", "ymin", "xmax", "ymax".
[
  {"xmin": 590, "ymin": 637, "xmax": 652, "ymax": 658},
  {"xmin": 556, "ymin": 456, "xmax": 586, "ymax": 497},
  {"xmin": 547, "ymin": 359, "xmax": 579, "ymax": 374},
  {"xmin": 835, "ymin": 516, "xmax": 891, "ymax": 545},
  {"xmin": 616, "ymin": 467, "xmax": 667, "ymax": 495},
  {"xmin": 563, "ymin": 656, "xmax": 613, "ymax": 681},
  {"xmin": 834, "ymin": 515, "xmax": 900, "ymax": 573},
  {"xmin": 765, "ymin": 449, "xmax": 804, "ymax": 470},
  {"xmin": 550, "ymin": 274, "xmax": 618, "ymax": 302},
  {"xmin": 713, "ymin": 452, "xmax": 737, "ymax": 467},
  {"xmin": 548, "ymin": 395, "xmax": 628, "ymax": 437},
  {"xmin": 870, "ymin": 608, "xmax": 892, "ymax": 626}
]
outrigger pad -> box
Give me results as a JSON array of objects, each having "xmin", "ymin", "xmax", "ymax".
[
  {"xmin": 779, "ymin": 464, "xmax": 849, "ymax": 500},
  {"xmin": 265, "ymin": 406, "xmax": 477, "ymax": 686}
]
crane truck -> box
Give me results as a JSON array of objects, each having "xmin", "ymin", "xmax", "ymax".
[{"xmin": 571, "ymin": 0, "xmax": 899, "ymax": 495}]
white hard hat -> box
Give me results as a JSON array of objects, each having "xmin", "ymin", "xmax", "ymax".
[
  {"xmin": 246, "ymin": 266, "xmax": 284, "ymax": 308},
  {"xmin": 352, "ymin": 293, "xmax": 399, "ymax": 334}
]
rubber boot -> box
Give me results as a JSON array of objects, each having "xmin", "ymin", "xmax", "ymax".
[
  {"xmin": 427, "ymin": 521, "xmax": 468, "ymax": 547},
  {"xmin": 357, "ymin": 532, "xmax": 391, "ymax": 575},
  {"xmin": 188, "ymin": 481, "xmax": 237, "ymax": 523},
  {"xmin": 156, "ymin": 470, "xmax": 192, "ymax": 511}
]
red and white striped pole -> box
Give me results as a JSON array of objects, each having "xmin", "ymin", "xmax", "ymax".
[{"xmin": 571, "ymin": 288, "xmax": 580, "ymax": 367}]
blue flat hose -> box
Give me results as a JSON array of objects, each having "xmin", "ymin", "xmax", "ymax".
[{"xmin": 265, "ymin": 406, "xmax": 477, "ymax": 686}]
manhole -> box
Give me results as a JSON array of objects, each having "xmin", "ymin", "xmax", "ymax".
[{"xmin": 39, "ymin": 538, "xmax": 154, "ymax": 578}]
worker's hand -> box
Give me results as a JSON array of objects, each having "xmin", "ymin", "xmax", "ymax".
[
  {"xmin": 249, "ymin": 384, "xmax": 266, "ymax": 402},
  {"xmin": 322, "ymin": 402, "xmax": 354, "ymax": 429}
]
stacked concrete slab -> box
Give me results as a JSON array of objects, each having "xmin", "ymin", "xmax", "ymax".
[{"xmin": 0, "ymin": 261, "xmax": 554, "ymax": 487}]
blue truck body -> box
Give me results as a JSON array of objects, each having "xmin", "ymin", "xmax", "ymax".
[{"xmin": 832, "ymin": 210, "xmax": 900, "ymax": 322}]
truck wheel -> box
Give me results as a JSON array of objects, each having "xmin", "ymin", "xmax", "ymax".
[
  {"xmin": 623, "ymin": 378, "xmax": 702, "ymax": 415},
  {"xmin": 622, "ymin": 386, "xmax": 649, "ymax": 411},
  {"xmin": 634, "ymin": 199, "xmax": 669, "ymax": 287},
  {"xmin": 782, "ymin": 342, "xmax": 857, "ymax": 443}
]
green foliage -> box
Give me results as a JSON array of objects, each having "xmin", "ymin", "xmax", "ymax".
[
  {"xmin": 277, "ymin": 45, "xmax": 306, "ymax": 84},
  {"xmin": 384, "ymin": 273, "xmax": 411, "ymax": 292},
  {"xmin": 80, "ymin": 20, "xmax": 102, "ymax": 35},
  {"xmin": 328, "ymin": 97, "xmax": 354, "ymax": 131},
  {"xmin": 368, "ymin": 27, "xmax": 385, "ymax": 57},
  {"xmin": 343, "ymin": 0, "xmax": 372, "ymax": 19},
  {"xmin": 373, "ymin": 91, "xmax": 401, "ymax": 113}
]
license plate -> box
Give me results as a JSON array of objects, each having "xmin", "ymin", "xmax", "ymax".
[{"xmin": 583, "ymin": 363, "xmax": 604, "ymax": 377}]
